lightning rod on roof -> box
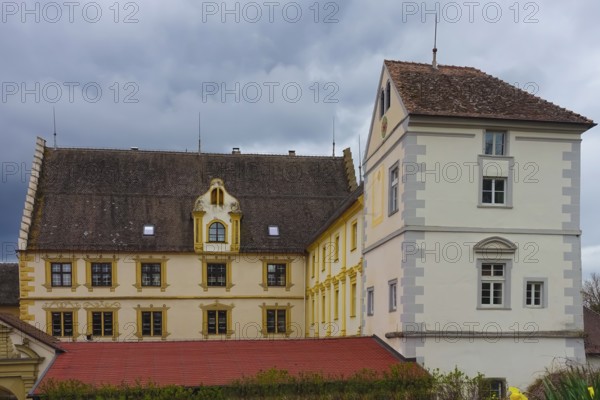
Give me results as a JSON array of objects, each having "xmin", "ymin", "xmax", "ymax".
[
  {"xmin": 53, "ymin": 107, "xmax": 57, "ymax": 149},
  {"xmin": 358, "ymin": 134, "xmax": 363, "ymax": 183},
  {"xmin": 332, "ymin": 116, "xmax": 336, "ymax": 157},
  {"xmin": 432, "ymin": 13, "xmax": 438, "ymax": 69},
  {"xmin": 198, "ymin": 112, "xmax": 202, "ymax": 154}
]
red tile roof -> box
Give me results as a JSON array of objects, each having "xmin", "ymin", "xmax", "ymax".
[
  {"xmin": 33, "ymin": 337, "xmax": 414, "ymax": 393},
  {"xmin": 384, "ymin": 60, "xmax": 595, "ymax": 126}
]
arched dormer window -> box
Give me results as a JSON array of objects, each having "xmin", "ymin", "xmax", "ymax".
[
  {"xmin": 208, "ymin": 222, "xmax": 226, "ymax": 242},
  {"xmin": 211, "ymin": 188, "xmax": 224, "ymax": 205}
]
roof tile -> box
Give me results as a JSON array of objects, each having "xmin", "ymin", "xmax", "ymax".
[
  {"xmin": 33, "ymin": 336, "xmax": 418, "ymax": 393},
  {"xmin": 384, "ymin": 60, "xmax": 595, "ymax": 126}
]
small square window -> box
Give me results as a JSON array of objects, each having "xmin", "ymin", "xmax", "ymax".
[
  {"xmin": 482, "ymin": 178, "xmax": 506, "ymax": 205},
  {"xmin": 268, "ymin": 225, "xmax": 279, "ymax": 237},
  {"xmin": 143, "ymin": 225, "xmax": 155, "ymax": 236},
  {"xmin": 484, "ymin": 131, "xmax": 506, "ymax": 156},
  {"xmin": 526, "ymin": 281, "xmax": 544, "ymax": 307}
]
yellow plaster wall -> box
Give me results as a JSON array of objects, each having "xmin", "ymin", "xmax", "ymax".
[
  {"xmin": 22, "ymin": 252, "xmax": 306, "ymax": 341},
  {"xmin": 305, "ymin": 196, "xmax": 364, "ymax": 338}
]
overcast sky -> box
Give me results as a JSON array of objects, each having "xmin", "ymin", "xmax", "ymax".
[{"xmin": 1, "ymin": 0, "xmax": 598, "ymax": 276}]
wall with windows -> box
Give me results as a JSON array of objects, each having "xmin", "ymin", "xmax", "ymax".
[
  {"xmin": 305, "ymin": 194, "xmax": 363, "ymax": 338},
  {"xmin": 361, "ymin": 63, "xmax": 587, "ymax": 390},
  {"xmin": 20, "ymin": 252, "xmax": 306, "ymax": 341}
]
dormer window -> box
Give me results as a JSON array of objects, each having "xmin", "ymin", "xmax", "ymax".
[
  {"xmin": 143, "ymin": 225, "xmax": 155, "ymax": 236},
  {"xmin": 208, "ymin": 222, "xmax": 226, "ymax": 242},
  {"xmin": 268, "ymin": 225, "xmax": 279, "ymax": 237},
  {"xmin": 211, "ymin": 188, "xmax": 224, "ymax": 205}
]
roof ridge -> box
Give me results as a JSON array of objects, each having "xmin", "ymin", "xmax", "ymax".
[
  {"xmin": 384, "ymin": 59, "xmax": 484, "ymax": 73},
  {"xmin": 44, "ymin": 146, "xmax": 345, "ymax": 159}
]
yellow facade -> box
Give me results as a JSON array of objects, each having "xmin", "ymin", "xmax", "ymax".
[
  {"xmin": 305, "ymin": 194, "xmax": 364, "ymax": 338},
  {"xmin": 20, "ymin": 178, "xmax": 310, "ymax": 341}
]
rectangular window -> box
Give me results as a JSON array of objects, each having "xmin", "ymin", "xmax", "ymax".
[
  {"xmin": 207, "ymin": 263, "xmax": 227, "ymax": 287},
  {"xmin": 267, "ymin": 264, "xmax": 286, "ymax": 287},
  {"xmin": 91, "ymin": 262, "xmax": 112, "ymax": 287},
  {"xmin": 526, "ymin": 281, "xmax": 543, "ymax": 307},
  {"xmin": 334, "ymin": 288, "xmax": 339, "ymax": 320},
  {"xmin": 379, "ymin": 89, "xmax": 385, "ymax": 118},
  {"xmin": 485, "ymin": 379, "xmax": 506, "ymax": 399},
  {"xmin": 321, "ymin": 293, "xmax": 326, "ymax": 323},
  {"xmin": 92, "ymin": 311, "xmax": 114, "ymax": 337},
  {"xmin": 51, "ymin": 311, "xmax": 73, "ymax": 337},
  {"xmin": 389, "ymin": 280, "xmax": 397, "ymax": 312},
  {"xmin": 141, "ymin": 263, "xmax": 161, "ymax": 287},
  {"xmin": 51, "ymin": 262, "xmax": 72, "ymax": 287},
  {"xmin": 385, "ymin": 80, "xmax": 391, "ymax": 112},
  {"xmin": 367, "ymin": 287, "xmax": 374, "ymax": 316},
  {"xmin": 389, "ymin": 166, "xmax": 399, "ymax": 215},
  {"xmin": 266, "ymin": 309, "xmax": 286, "ymax": 334},
  {"xmin": 350, "ymin": 282, "xmax": 357, "ymax": 317},
  {"xmin": 207, "ymin": 310, "xmax": 227, "ymax": 334},
  {"xmin": 351, "ymin": 221, "xmax": 358, "ymax": 251},
  {"xmin": 482, "ymin": 178, "xmax": 506, "ymax": 205},
  {"xmin": 481, "ymin": 264, "xmax": 505, "ymax": 306},
  {"xmin": 334, "ymin": 235, "xmax": 340, "ymax": 262},
  {"xmin": 311, "ymin": 254, "xmax": 316, "ymax": 278},
  {"xmin": 484, "ymin": 131, "xmax": 506, "ymax": 156},
  {"xmin": 141, "ymin": 311, "xmax": 162, "ymax": 337},
  {"xmin": 321, "ymin": 245, "xmax": 327, "ymax": 271}
]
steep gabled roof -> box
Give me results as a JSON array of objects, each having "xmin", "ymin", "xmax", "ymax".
[
  {"xmin": 32, "ymin": 336, "xmax": 419, "ymax": 393},
  {"xmin": 384, "ymin": 60, "xmax": 595, "ymax": 126},
  {"xmin": 27, "ymin": 147, "xmax": 354, "ymax": 253},
  {"xmin": 0, "ymin": 313, "xmax": 63, "ymax": 351},
  {"xmin": 0, "ymin": 263, "xmax": 19, "ymax": 306}
]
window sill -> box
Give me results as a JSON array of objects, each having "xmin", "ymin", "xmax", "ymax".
[
  {"xmin": 477, "ymin": 205, "xmax": 513, "ymax": 209},
  {"xmin": 476, "ymin": 307, "xmax": 512, "ymax": 310},
  {"xmin": 388, "ymin": 209, "xmax": 399, "ymax": 217}
]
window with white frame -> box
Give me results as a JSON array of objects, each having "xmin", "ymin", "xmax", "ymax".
[
  {"xmin": 367, "ymin": 287, "xmax": 374, "ymax": 316},
  {"xmin": 388, "ymin": 280, "xmax": 397, "ymax": 312},
  {"xmin": 526, "ymin": 281, "xmax": 544, "ymax": 307},
  {"xmin": 484, "ymin": 131, "xmax": 506, "ymax": 155},
  {"xmin": 389, "ymin": 165, "xmax": 399, "ymax": 215},
  {"xmin": 484, "ymin": 379, "xmax": 506, "ymax": 398},
  {"xmin": 480, "ymin": 263, "xmax": 505, "ymax": 307},
  {"xmin": 482, "ymin": 178, "xmax": 506, "ymax": 205}
]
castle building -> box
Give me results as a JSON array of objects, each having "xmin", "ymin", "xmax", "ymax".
[{"xmin": 16, "ymin": 59, "xmax": 595, "ymax": 393}]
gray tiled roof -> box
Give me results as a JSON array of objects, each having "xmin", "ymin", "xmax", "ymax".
[
  {"xmin": 0, "ymin": 263, "xmax": 18, "ymax": 306},
  {"xmin": 27, "ymin": 147, "xmax": 354, "ymax": 253}
]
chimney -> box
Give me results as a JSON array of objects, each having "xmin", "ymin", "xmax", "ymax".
[
  {"xmin": 232, "ymin": 147, "xmax": 241, "ymax": 154},
  {"xmin": 288, "ymin": 150, "xmax": 296, "ymax": 156}
]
